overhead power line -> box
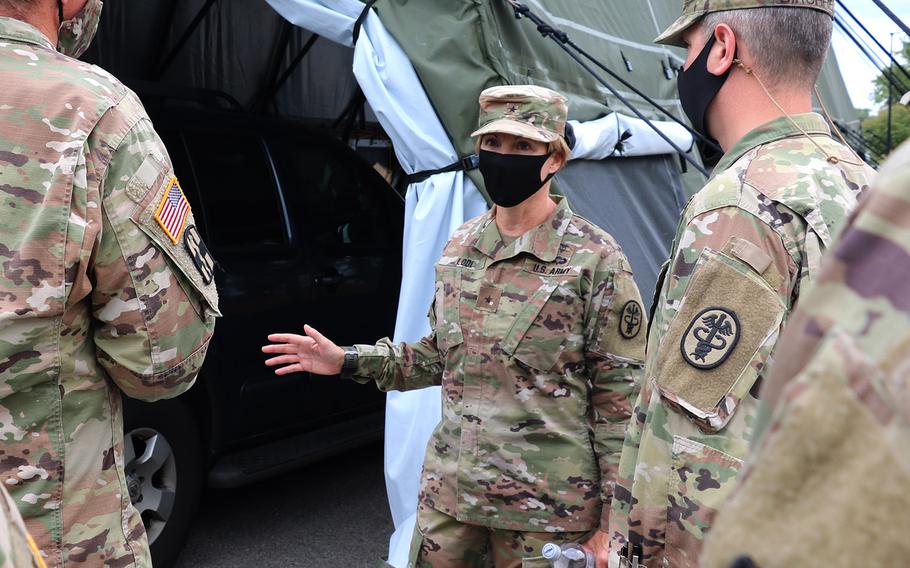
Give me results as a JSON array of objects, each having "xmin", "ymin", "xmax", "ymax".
[
  {"xmin": 836, "ymin": 0, "xmax": 910, "ymax": 83},
  {"xmin": 834, "ymin": 15, "xmax": 907, "ymax": 95},
  {"xmin": 870, "ymin": 0, "xmax": 910, "ymax": 40}
]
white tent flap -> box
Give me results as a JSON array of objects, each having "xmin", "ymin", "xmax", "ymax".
[
  {"xmin": 569, "ymin": 113, "xmax": 694, "ymax": 161},
  {"xmin": 268, "ymin": 2, "xmax": 488, "ymax": 566}
]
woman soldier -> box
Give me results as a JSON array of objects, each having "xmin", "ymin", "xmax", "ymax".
[{"xmin": 263, "ymin": 85, "xmax": 646, "ymax": 567}]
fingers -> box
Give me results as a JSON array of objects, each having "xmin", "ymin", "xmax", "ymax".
[
  {"xmin": 262, "ymin": 341, "xmax": 313, "ymax": 354},
  {"xmin": 273, "ymin": 363, "xmax": 305, "ymax": 376},
  {"xmin": 266, "ymin": 333, "xmax": 307, "ymax": 344},
  {"xmin": 303, "ymin": 324, "xmax": 331, "ymax": 345},
  {"xmin": 264, "ymin": 355, "xmax": 307, "ymax": 368}
]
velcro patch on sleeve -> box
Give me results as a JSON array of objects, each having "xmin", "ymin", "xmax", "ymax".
[
  {"xmin": 594, "ymin": 270, "xmax": 647, "ymax": 362},
  {"xmin": 131, "ymin": 173, "xmax": 220, "ymax": 316},
  {"xmin": 654, "ymin": 248, "xmax": 785, "ymax": 429},
  {"xmin": 125, "ymin": 153, "xmax": 168, "ymax": 204}
]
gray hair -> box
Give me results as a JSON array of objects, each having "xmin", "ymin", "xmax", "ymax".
[{"xmin": 702, "ymin": 7, "xmax": 833, "ymax": 90}]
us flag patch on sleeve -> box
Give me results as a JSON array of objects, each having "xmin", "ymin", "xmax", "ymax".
[{"xmin": 154, "ymin": 177, "xmax": 191, "ymax": 244}]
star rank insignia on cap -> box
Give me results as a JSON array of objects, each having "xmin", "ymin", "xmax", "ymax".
[
  {"xmin": 619, "ymin": 300, "xmax": 643, "ymax": 339},
  {"xmin": 154, "ymin": 177, "xmax": 190, "ymax": 245},
  {"xmin": 680, "ymin": 307, "xmax": 740, "ymax": 369}
]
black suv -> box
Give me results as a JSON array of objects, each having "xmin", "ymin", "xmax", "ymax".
[{"xmin": 121, "ymin": 101, "xmax": 403, "ymax": 566}]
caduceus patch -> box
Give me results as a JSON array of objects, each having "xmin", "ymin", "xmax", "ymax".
[
  {"xmin": 619, "ymin": 300, "xmax": 643, "ymax": 339},
  {"xmin": 680, "ymin": 307, "xmax": 740, "ymax": 369}
]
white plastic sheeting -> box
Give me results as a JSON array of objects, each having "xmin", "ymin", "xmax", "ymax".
[
  {"xmin": 569, "ymin": 113, "xmax": 693, "ymax": 161},
  {"xmin": 265, "ymin": 1, "xmax": 487, "ymax": 565},
  {"xmin": 265, "ymin": 2, "xmax": 692, "ymax": 566},
  {"xmin": 266, "ymin": 0, "xmax": 361, "ymax": 47}
]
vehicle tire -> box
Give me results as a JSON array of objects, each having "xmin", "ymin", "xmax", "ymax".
[{"xmin": 123, "ymin": 397, "xmax": 203, "ymax": 568}]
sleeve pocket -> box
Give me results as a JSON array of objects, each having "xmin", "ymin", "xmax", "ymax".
[
  {"xmin": 130, "ymin": 171, "xmax": 220, "ymax": 317},
  {"xmin": 434, "ymin": 267, "xmax": 464, "ymax": 354},
  {"xmin": 653, "ymin": 247, "xmax": 785, "ymax": 432}
]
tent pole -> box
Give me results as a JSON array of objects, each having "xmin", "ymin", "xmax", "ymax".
[
  {"xmin": 147, "ymin": 0, "xmax": 182, "ymax": 80},
  {"xmin": 154, "ymin": 0, "xmax": 219, "ymax": 80},
  {"xmin": 250, "ymin": 21, "xmax": 296, "ymax": 112},
  {"xmin": 256, "ymin": 33, "xmax": 321, "ymax": 111}
]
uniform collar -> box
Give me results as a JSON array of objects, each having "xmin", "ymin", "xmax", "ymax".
[
  {"xmin": 472, "ymin": 196, "xmax": 572, "ymax": 263},
  {"xmin": 0, "ymin": 17, "xmax": 55, "ymax": 51},
  {"xmin": 712, "ymin": 113, "xmax": 832, "ymax": 176}
]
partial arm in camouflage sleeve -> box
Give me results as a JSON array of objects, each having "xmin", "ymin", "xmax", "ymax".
[
  {"xmin": 584, "ymin": 256, "xmax": 647, "ymax": 529},
  {"xmin": 91, "ymin": 109, "xmax": 217, "ymax": 401},
  {"xmin": 667, "ymin": 206, "xmax": 796, "ymax": 330},
  {"xmin": 348, "ymin": 304, "xmax": 444, "ymax": 392}
]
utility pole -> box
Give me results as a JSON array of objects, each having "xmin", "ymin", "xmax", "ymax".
[{"xmin": 888, "ymin": 32, "xmax": 894, "ymax": 153}]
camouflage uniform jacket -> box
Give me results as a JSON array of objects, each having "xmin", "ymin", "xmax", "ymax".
[
  {"xmin": 701, "ymin": 140, "xmax": 910, "ymax": 568},
  {"xmin": 607, "ymin": 113, "xmax": 874, "ymax": 567},
  {"xmin": 703, "ymin": 143, "xmax": 910, "ymax": 568},
  {"xmin": 0, "ymin": 18, "xmax": 219, "ymax": 567},
  {"xmin": 0, "ymin": 483, "xmax": 44, "ymax": 568},
  {"xmin": 349, "ymin": 198, "xmax": 647, "ymax": 532}
]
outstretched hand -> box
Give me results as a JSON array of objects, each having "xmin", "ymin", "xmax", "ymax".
[{"xmin": 262, "ymin": 324, "xmax": 345, "ymax": 376}]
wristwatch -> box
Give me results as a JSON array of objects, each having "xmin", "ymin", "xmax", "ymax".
[{"xmin": 341, "ymin": 346, "xmax": 359, "ymax": 375}]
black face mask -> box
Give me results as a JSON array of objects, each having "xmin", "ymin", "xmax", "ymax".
[
  {"xmin": 677, "ymin": 34, "xmax": 731, "ymax": 142},
  {"xmin": 479, "ymin": 149, "xmax": 554, "ymax": 208}
]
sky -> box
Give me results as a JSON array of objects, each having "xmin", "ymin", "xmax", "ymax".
[{"xmin": 832, "ymin": 0, "xmax": 910, "ymax": 111}]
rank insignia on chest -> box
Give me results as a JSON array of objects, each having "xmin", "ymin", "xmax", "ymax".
[
  {"xmin": 680, "ymin": 307, "xmax": 740, "ymax": 369},
  {"xmin": 619, "ymin": 300, "xmax": 643, "ymax": 339},
  {"xmin": 154, "ymin": 177, "xmax": 190, "ymax": 244},
  {"xmin": 476, "ymin": 284, "xmax": 502, "ymax": 312}
]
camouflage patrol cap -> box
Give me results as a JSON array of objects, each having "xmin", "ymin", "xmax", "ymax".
[
  {"xmin": 470, "ymin": 85, "xmax": 568, "ymax": 144},
  {"xmin": 655, "ymin": 0, "xmax": 835, "ymax": 47}
]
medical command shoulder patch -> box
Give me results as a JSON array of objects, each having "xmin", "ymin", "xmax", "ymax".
[
  {"xmin": 154, "ymin": 177, "xmax": 191, "ymax": 244},
  {"xmin": 620, "ymin": 300, "xmax": 643, "ymax": 339},
  {"xmin": 680, "ymin": 307, "xmax": 740, "ymax": 370}
]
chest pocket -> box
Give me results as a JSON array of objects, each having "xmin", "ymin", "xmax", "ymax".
[
  {"xmin": 500, "ymin": 277, "xmax": 577, "ymax": 372},
  {"xmin": 433, "ymin": 266, "xmax": 464, "ymax": 354},
  {"xmin": 653, "ymin": 240, "xmax": 786, "ymax": 432}
]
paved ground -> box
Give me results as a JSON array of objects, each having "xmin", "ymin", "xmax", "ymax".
[{"xmin": 174, "ymin": 443, "xmax": 394, "ymax": 567}]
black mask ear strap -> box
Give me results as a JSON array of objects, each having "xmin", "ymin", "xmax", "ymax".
[
  {"xmin": 57, "ymin": 0, "xmax": 64, "ymax": 25},
  {"xmin": 541, "ymin": 152, "xmax": 557, "ymax": 186}
]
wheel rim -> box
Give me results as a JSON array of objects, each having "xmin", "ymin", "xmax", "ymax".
[{"xmin": 124, "ymin": 427, "xmax": 178, "ymax": 545}]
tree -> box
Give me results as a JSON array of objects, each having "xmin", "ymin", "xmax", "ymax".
[
  {"xmin": 871, "ymin": 41, "xmax": 910, "ymax": 107},
  {"xmin": 860, "ymin": 39, "xmax": 910, "ymax": 163},
  {"xmin": 863, "ymin": 102, "xmax": 910, "ymax": 162}
]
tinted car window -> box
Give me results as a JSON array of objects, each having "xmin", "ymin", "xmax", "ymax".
[
  {"xmin": 183, "ymin": 132, "xmax": 286, "ymax": 249},
  {"xmin": 269, "ymin": 136, "xmax": 400, "ymax": 252}
]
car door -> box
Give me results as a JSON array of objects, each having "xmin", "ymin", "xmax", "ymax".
[
  {"xmin": 179, "ymin": 127, "xmax": 316, "ymax": 444},
  {"xmin": 268, "ymin": 133, "xmax": 402, "ymax": 422}
]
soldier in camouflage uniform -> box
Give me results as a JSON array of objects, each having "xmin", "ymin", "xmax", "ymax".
[
  {"xmin": 264, "ymin": 86, "xmax": 646, "ymax": 567},
  {"xmin": 0, "ymin": 483, "xmax": 45, "ymax": 568},
  {"xmin": 0, "ymin": 0, "xmax": 219, "ymax": 566},
  {"xmin": 607, "ymin": 2, "xmax": 875, "ymax": 567},
  {"xmin": 698, "ymin": 140, "xmax": 910, "ymax": 567}
]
